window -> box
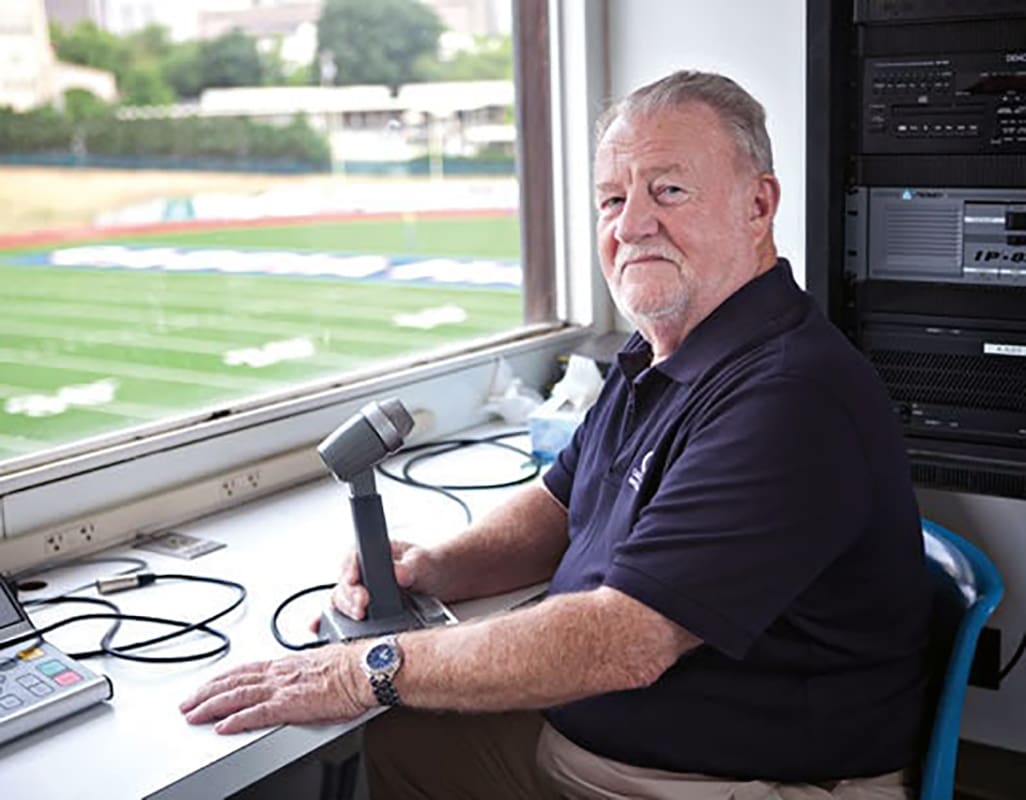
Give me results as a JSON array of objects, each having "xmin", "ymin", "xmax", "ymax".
[
  {"xmin": 0, "ymin": 0, "xmax": 558, "ymax": 474},
  {"xmin": 0, "ymin": 0, "xmax": 588, "ymax": 566}
]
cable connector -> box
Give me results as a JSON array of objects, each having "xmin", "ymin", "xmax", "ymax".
[{"xmin": 96, "ymin": 573, "xmax": 157, "ymax": 595}]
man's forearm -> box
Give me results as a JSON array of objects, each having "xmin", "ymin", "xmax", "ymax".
[
  {"xmin": 430, "ymin": 483, "xmax": 569, "ymax": 602},
  {"xmin": 366, "ymin": 586, "xmax": 700, "ymax": 712}
]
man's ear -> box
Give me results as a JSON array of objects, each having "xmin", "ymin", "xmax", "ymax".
[{"xmin": 748, "ymin": 173, "xmax": 781, "ymax": 240}]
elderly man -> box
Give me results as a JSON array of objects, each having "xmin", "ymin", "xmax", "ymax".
[{"xmin": 181, "ymin": 71, "xmax": 930, "ymax": 800}]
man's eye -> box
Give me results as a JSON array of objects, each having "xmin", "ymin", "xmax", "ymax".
[
  {"xmin": 657, "ymin": 185, "xmax": 687, "ymax": 201},
  {"xmin": 599, "ymin": 196, "xmax": 624, "ymax": 211}
]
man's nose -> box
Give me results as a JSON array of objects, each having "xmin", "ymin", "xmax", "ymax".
[{"xmin": 614, "ymin": 192, "xmax": 659, "ymax": 243}]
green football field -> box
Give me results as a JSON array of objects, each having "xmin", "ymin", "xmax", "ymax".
[{"xmin": 0, "ymin": 213, "xmax": 521, "ymax": 464}]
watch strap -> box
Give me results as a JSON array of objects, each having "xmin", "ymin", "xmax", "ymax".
[{"xmin": 368, "ymin": 673, "xmax": 401, "ymax": 706}]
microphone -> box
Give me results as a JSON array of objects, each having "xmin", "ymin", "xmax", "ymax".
[{"xmin": 317, "ymin": 398, "xmax": 420, "ymax": 639}]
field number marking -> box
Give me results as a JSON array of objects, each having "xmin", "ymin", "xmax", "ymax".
[
  {"xmin": 393, "ymin": 305, "xmax": 468, "ymax": 329},
  {"xmin": 5, "ymin": 379, "xmax": 118, "ymax": 418},
  {"xmin": 224, "ymin": 337, "xmax": 315, "ymax": 368}
]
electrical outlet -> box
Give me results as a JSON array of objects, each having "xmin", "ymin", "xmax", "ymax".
[
  {"xmin": 42, "ymin": 520, "xmax": 98, "ymax": 558},
  {"xmin": 219, "ymin": 469, "xmax": 262, "ymax": 500},
  {"xmin": 43, "ymin": 531, "xmax": 66, "ymax": 555},
  {"xmin": 71, "ymin": 521, "xmax": 96, "ymax": 546}
]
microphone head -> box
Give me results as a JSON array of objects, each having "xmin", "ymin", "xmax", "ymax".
[
  {"xmin": 317, "ymin": 397, "xmax": 413, "ymax": 482},
  {"xmin": 375, "ymin": 397, "xmax": 415, "ymax": 444}
]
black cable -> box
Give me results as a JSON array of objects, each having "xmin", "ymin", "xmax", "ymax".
[
  {"xmin": 998, "ymin": 633, "xmax": 1026, "ymax": 681},
  {"xmin": 20, "ymin": 573, "xmax": 246, "ymax": 663},
  {"xmin": 378, "ymin": 439, "xmax": 473, "ymax": 523},
  {"xmin": 8, "ymin": 605, "xmax": 231, "ymax": 662},
  {"xmin": 100, "ymin": 573, "xmax": 246, "ymax": 663},
  {"xmin": 270, "ymin": 583, "xmax": 333, "ymax": 651},
  {"xmin": 375, "ymin": 430, "xmax": 540, "ymax": 523},
  {"xmin": 403, "ymin": 431, "xmax": 541, "ymax": 491},
  {"xmin": 11, "ymin": 555, "xmax": 149, "ymax": 597}
]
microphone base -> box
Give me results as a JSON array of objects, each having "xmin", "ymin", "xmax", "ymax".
[{"xmin": 319, "ymin": 592, "xmax": 458, "ymax": 643}]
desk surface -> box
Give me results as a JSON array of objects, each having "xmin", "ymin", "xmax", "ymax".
[{"xmin": 2, "ymin": 431, "xmax": 541, "ymax": 800}]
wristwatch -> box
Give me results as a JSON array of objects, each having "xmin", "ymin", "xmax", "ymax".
[{"xmin": 361, "ymin": 635, "xmax": 403, "ymax": 706}]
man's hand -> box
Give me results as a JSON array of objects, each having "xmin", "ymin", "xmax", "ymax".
[
  {"xmin": 179, "ymin": 644, "xmax": 370, "ymax": 734},
  {"xmin": 328, "ymin": 540, "xmax": 442, "ymax": 622}
]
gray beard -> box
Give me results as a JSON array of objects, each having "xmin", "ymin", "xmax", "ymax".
[{"xmin": 612, "ymin": 286, "xmax": 691, "ymax": 329}]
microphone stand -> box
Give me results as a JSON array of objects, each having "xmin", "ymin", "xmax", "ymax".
[{"xmin": 319, "ymin": 468, "xmax": 422, "ymax": 641}]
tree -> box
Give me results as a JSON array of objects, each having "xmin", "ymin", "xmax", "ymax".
[
  {"xmin": 316, "ymin": 0, "xmax": 443, "ymax": 93},
  {"xmin": 199, "ymin": 29, "xmax": 264, "ymax": 89},
  {"xmin": 62, "ymin": 88, "xmax": 110, "ymax": 122},
  {"xmin": 122, "ymin": 66, "xmax": 175, "ymax": 106},
  {"xmin": 50, "ymin": 20, "xmax": 130, "ymax": 82},
  {"xmin": 417, "ymin": 35, "xmax": 513, "ymax": 82},
  {"xmin": 285, "ymin": 64, "xmax": 315, "ymax": 86},
  {"xmin": 161, "ymin": 42, "xmax": 204, "ymax": 99},
  {"xmin": 124, "ymin": 24, "xmax": 174, "ymax": 65}
]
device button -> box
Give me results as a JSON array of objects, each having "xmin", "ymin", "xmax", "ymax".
[
  {"xmin": 17, "ymin": 674, "xmax": 41, "ymax": 688},
  {"xmin": 0, "ymin": 694, "xmax": 22, "ymax": 710},
  {"xmin": 28, "ymin": 684, "xmax": 54, "ymax": 697},
  {"xmin": 37, "ymin": 660, "xmax": 66, "ymax": 678},
  {"xmin": 53, "ymin": 671, "xmax": 82, "ymax": 687},
  {"xmin": 17, "ymin": 647, "xmax": 45, "ymax": 661},
  {"xmin": 0, "ymin": 658, "xmax": 17, "ymax": 672}
]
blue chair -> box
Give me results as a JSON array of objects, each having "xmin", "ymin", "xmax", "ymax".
[{"xmin": 919, "ymin": 518, "xmax": 1004, "ymax": 800}]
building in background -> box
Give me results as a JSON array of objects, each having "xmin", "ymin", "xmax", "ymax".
[
  {"xmin": 117, "ymin": 80, "xmax": 514, "ymax": 168},
  {"xmin": 43, "ymin": 0, "xmax": 104, "ymax": 29},
  {"xmin": 423, "ymin": 0, "xmax": 509, "ymax": 37},
  {"xmin": 2, "ymin": 0, "xmax": 117, "ymax": 112}
]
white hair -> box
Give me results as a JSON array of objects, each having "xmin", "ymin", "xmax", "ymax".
[{"xmin": 595, "ymin": 70, "xmax": 774, "ymax": 174}]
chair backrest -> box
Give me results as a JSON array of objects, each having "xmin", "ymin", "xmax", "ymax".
[{"xmin": 919, "ymin": 518, "xmax": 1004, "ymax": 800}]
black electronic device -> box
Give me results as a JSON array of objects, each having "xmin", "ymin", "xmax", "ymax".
[
  {"xmin": 0, "ymin": 577, "xmax": 112, "ymax": 746},
  {"xmin": 845, "ymin": 2, "xmax": 1026, "ymax": 188},
  {"xmin": 860, "ymin": 51, "xmax": 1026, "ymax": 157},
  {"xmin": 845, "ymin": 187, "xmax": 1026, "ymax": 287},
  {"xmin": 317, "ymin": 399, "xmax": 457, "ymax": 642},
  {"xmin": 808, "ymin": 0, "xmax": 1026, "ymax": 498}
]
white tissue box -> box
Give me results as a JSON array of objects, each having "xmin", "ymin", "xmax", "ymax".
[{"xmin": 528, "ymin": 396, "xmax": 585, "ymax": 463}]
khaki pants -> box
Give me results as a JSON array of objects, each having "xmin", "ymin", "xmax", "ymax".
[
  {"xmin": 537, "ymin": 722, "xmax": 913, "ymax": 800},
  {"xmin": 365, "ymin": 709, "xmax": 914, "ymax": 800}
]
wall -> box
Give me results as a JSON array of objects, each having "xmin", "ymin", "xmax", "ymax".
[{"xmin": 606, "ymin": 0, "xmax": 806, "ymax": 285}]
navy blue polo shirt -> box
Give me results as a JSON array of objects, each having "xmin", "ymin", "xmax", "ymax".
[{"xmin": 542, "ymin": 260, "xmax": 930, "ymax": 782}]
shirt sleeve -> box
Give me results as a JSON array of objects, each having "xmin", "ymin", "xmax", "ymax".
[{"xmin": 604, "ymin": 375, "xmax": 872, "ymax": 660}]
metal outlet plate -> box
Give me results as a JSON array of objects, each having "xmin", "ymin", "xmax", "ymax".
[{"xmin": 134, "ymin": 531, "xmax": 225, "ymax": 560}]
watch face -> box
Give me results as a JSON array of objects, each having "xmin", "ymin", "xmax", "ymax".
[{"xmin": 366, "ymin": 643, "xmax": 397, "ymax": 671}]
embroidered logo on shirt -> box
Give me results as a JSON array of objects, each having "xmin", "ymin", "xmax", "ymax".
[{"xmin": 628, "ymin": 450, "xmax": 654, "ymax": 492}]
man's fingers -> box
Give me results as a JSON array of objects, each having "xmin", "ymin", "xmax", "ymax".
[
  {"xmin": 390, "ymin": 540, "xmax": 412, "ymax": 557},
  {"xmin": 343, "ymin": 554, "xmax": 360, "ymax": 586},
  {"xmin": 393, "ymin": 560, "xmax": 414, "ymax": 588},
  {"xmin": 332, "ymin": 583, "xmax": 368, "ymax": 619},
  {"xmin": 179, "ymin": 666, "xmax": 269, "ymax": 713},
  {"xmin": 212, "ymin": 701, "xmax": 281, "ymax": 735},
  {"xmin": 183, "ymin": 684, "xmax": 273, "ymax": 725}
]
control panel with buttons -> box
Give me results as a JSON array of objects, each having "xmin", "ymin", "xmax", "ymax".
[
  {"xmin": 0, "ymin": 579, "xmax": 112, "ymax": 747},
  {"xmin": 861, "ymin": 52, "xmax": 1026, "ymax": 154}
]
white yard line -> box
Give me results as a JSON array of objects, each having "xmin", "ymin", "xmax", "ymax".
[{"xmin": 0, "ymin": 348, "xmax": 279, "ymax": 391}]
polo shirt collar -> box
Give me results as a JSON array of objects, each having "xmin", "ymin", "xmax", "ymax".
[{"xmin": 616, "ymin": 259, "xmax": 800, "ymax": 385}]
